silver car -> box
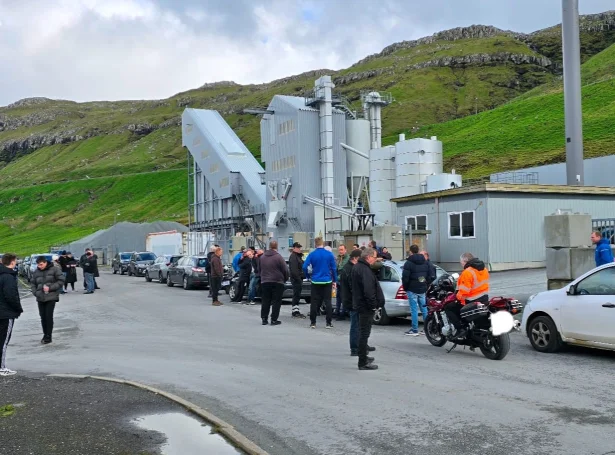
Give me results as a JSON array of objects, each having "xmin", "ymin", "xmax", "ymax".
[
  {"xmin": 373, "ymin": 260, "xmax": 447, "ymax": 325},
  {"xmin": 145, "ymin": 254, "xmax": 184, "ymax": 283}
]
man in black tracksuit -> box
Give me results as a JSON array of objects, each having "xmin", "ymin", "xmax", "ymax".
[
  {"xmin": 0, "ymin": 253, "xmax": 23, "ymax": 376},
  {"xmin": 340, "ymin": 249, "xmax": 361, "ymax": 356},
  {"xmin": 288, "ymin": 242, "xmax": 306, "ymax": 318},
  {"xmin": 233, "ymin": 250, "xmax": 253, "ymax": 302},
  {"xmin": 351, "ymin": 247, "xmax": 382, "ymax": 370}
]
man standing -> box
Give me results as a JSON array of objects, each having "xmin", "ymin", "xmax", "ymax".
[
  {"xmin": 352, "ymin": 247, "xmax": 381, "ymax": 370},
  {"xmin": 0, "ymin": 253, "xmax": 22, "ymax": 376},
  {"xmin": 80, "ymin": 248, "xmax": 100, "ymax": 290},
  {"xmin": 247, "ymin": 249, "xmax": 263, "ymax": 305},
  {"xmin": 58, "ymin": 251, "xmax": 69, "ymax": 294},
  {"xmin": 259, "ymin": 240, "xmax": 289, "ymax": 325},
  {"xmin": 335, "ymin": 245, "xmax": 350, "ymax": 321},
  {"xmin": 82, "ymin": 250, "xmax": 98, "ymax": 294},
  {"xmin": 206, "ymin": 245, "xmax": 216, "ymax": 297},
  {"xmin": 591, "ymin": 231, "xmax": 614, "ymax": 267},
  {"xmin": 288, "ymin": 243, "xmax": 306, "ymax": 318},
  {"xmin": 420, "ymin": 250, "xmax": 437, "ymax": 286},
  {"xmin": 303, "ymin": 237, "xmax": 337, "ymax": 329},
  {"xmin": 210, "ymin": 247, "xmax": 224, "ymax": 306},
  {"xmin": 31, "ymin": 256, "xmax": 65, "ymax": 344},
  {"xmin": 340, "ymin": 249, "xmax": 361, "ymax": 355},
  {"xmin": 232, "ymin": 246, "xmax": 246, "ymax": 273},
  {"xmin": 402, "ymin": 244, "xmax": 430, "ymax": 336},
  {"xmin": 232, "ymin": 249, "xmax": 253, "ymax": 302}
]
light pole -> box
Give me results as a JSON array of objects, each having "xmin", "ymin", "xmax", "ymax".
[{"xmin": 562, "ymin": 0, "xmax": 584, "ymax": 185}]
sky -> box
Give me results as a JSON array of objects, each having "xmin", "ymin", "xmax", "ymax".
[{"xmin": 0, "ymin": 0, "xmax": 613, "ymax": 106}]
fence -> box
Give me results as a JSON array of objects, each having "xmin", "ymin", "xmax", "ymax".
[{"xmin": 592, "ymin": 218, "xmax": 615, "ymax": 244}]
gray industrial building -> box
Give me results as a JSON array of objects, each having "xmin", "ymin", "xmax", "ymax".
[
  {"xmin": 491, "ymin": 155, "xmax": 615, "ymax": 186},
  {"xmin": 393, "ymin": 183, "xmax": 615, "ymax": 271}
]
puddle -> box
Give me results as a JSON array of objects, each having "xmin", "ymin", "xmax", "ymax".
[{"xmin": 132, "ymin": 412, "xmax": 244, "ymax": 455}]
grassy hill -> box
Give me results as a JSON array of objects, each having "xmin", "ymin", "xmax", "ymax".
[
  {"xmin": 391, "ymin": 43, "xmax": 615, "ymax": 178},
  {"xmin": 1, "ymin": 13, "xmax": 615, "ymax": 254}
]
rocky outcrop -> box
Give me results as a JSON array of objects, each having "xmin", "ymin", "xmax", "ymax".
[
  {"xmin": 127, "ymin": 123, "xmax": 156, "ymax": 135},
  {"xmin": 0, "ymin": 110, "xmax": 77, "ymax": 132},
  {"xmin": 199, "ymin": 81, "xmax": 239, "ymax": 89},
  {"xmin": 334, "ymin": 68, "xmax": 394, "ymax": 86},
  {"xmin": 0, "ymin": 131, "xmax": 84, "ymax": 162},
  {"xmin": 406, "ymin": 53, "xmax": 553, "ymax": 71}
]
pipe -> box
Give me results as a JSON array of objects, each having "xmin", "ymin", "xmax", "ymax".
[
  {"xmin": 562, "ymin": 0, "xmax": 584, "ymax": 185},
  {"xmin": 340, "ymin": 142, "xmax": 369, "ymax": 160},
  {"xmin": 316, "ymin": 76, "xmax": 335, "ymax": 204}
]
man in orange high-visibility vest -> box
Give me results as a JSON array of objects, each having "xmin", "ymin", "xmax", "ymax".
[{"xmin": 445, "ymin": 252, "xmax": 490, "ymax": 337}]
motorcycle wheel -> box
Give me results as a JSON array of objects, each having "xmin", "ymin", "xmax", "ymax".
[
  {"xmin": 424, "ymin": 314, "xmax": 447, "ymax": 347},
  {"xmin": 480, "ymin": 333, "xmax": 511, "ymax": 360}
]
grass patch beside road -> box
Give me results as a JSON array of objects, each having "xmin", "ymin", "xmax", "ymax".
[{"xmin": 1, "ymin": 404, "xmax": 15, "ymax": 417}]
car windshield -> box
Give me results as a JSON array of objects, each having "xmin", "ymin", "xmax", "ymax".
[
  {"xmin": 137, "ymin": 253, "xmax": 156, "ymax": 261},
  {"xmin": 121, "ymin": 254, "xmax": 131, "ymax": 260},
  {"xmin": 196, "ymin": 258, "xmax": 208, "ymax": 268}
]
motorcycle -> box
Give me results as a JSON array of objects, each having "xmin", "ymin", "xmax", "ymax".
[{"xmin": 423, "ymin": 274, "xmax": 522, "ymax": 361}]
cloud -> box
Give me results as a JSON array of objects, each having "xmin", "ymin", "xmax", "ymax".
[{"xmin": 0, "ymin": 0, "xmax": 613, "ymax": 105}]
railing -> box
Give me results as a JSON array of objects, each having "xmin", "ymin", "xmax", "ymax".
[
  {"xmin": 592, "ymin": 218, "xmax": 615, "ymax": 244},
  {"xmin": 491, "ymin": 172, "xmax": 540, "ymax": 185}
]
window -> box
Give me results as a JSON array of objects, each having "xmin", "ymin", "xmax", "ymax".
[
  {"xmin": 196, "ymin": 258, "xmax": 208, "ymax": 268},
  {"xmin": 575, "ymin": 267, "xmax": 615, "ymax": 295},
  {"xmin": 121, "ymin": 254, "xmax": 131, "ymax": 260},
  {"xmin": 448, "ymin": 211, "xmax": 475, "ymax": 239},
  {"xmin": 405, "ymin": 215, "xmax": 427, "ymax": 231},
  {"xmin": 378, "ymin": 265, "xmax": 400, "ymax": 282}
]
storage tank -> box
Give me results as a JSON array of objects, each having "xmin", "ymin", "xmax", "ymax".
[
  {"xmin": 426, "ymin": 173, "xmax": 462, "ymax": 193},
  {"xmin": 369, "ymin": 146, "xmax": 396, "ymax": 224},
  {"xmin": 345, "ymin": 119, "xmax": 370, "ymax": 199},
  {"xmin": 395, "ymin": 137, "xmax": 443, "ymax": 198}
]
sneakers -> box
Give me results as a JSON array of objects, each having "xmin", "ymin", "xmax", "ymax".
[
  {"xmin": 0, "ymin": 368, "xmax": 17, "ymax": 376},
  {"xmin": 359, "ymin": 364, "xmax": 379, "ymax": 371},
  {"xmin": 249, "ymin": 301, "xmax": 256, "ymax": 306},
  {"xmin": 367, "ymin": 346, "xmax": 376, "ymax": 352},
  {"xmin": 366, "ymin": 356, "xmax": 374, "ymax": 363},
  {"xmin": 405, "ymin": 330, "xmax": 420, "ymax": 337},
  {"xmin": 271, "ymin": 320, "xmax": 282, "ymax": 326},
  {"xmin": 212, "ymin": 301, "xmax": 223, "ymax": 306},
  {"xmin": 350, "ymin": 350, "xmax": 358, "ymax": 356},
  {"xmin": 326, "ymin": 323, "xmax": 333, "ymax": 329},
  {"xmin": 292, "ymin": 312, "xmax": 307, "ymax": 319},
  {"xmin": 41, "ymin": 338, "xmax": 52, "ymax": 345},
  {"xmin": 262, "ymin": 319, "xmax": 269, "ymax": 325},
  {"xmin": 310, "ymin": 324, "xmax": 316, "ymax": 329}
]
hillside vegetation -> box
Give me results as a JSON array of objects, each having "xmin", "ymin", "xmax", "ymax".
[
  {"xmin": 1, "ymin": 12, "xmax": 614, "ymax": 254},
  {"xmin": 393, "ymin": 43, "xmax": 615, "ymax": 178}
]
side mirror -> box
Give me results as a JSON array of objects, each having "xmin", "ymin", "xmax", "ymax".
[{"xmin": 567, "ymin": 284, "xmax": 576, "ymax": 296}]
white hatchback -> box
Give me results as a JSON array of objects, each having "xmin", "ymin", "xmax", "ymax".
[{"xmin": 521, "ymin": 263, "xmax": 615, "ymax": 353}]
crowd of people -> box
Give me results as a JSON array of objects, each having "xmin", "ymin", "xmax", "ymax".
[{"xmin": 0, "ymin": 248, "xmax": 99, "ymax": 376}]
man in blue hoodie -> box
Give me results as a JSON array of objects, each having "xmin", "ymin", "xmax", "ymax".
[
  {"xmin": 232, "ymin": 246, "xmax": 246, "ymax": 273},
  {"xmin": 303, "ymin": 237, "xmax": 338, "ymax": 329},
  {"xmin": 591, "ymin": 231, "xmax": 614, "ymax": 267}
]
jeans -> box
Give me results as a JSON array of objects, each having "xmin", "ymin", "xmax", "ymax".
[
  {"xmin": 407, "ymin": 291, "xmax": 428, "ymax": 333},
  {"xmin": 310, "ymin": 283, "xmax": 332, "ymax": 325},
  {"xmin": 349, "ymin": 311, "xmax": 359, "ymax": 352},
  {"xmin": 261, "ymin": 283, "xmax": 285, "ymax": 322},
  {"xmin": 358, "ymin": 312, "xmax": 373, "ymax": 367},
  {"xmin": 85, "ymin": 272, "xmax": 95, "ymax": 293},
  {"xmin": 38, "ymin": 301, "xmax": 56, "ymax": 341},
  {"xmin": 248, "ymin": 274, "xmax": 260, "ymax": 301}
]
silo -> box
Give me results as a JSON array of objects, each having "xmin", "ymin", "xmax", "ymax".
[
  {"xmin": 369, "ymin": 146, "xmax": 396, "ymax": 224},
  {"xmin": 395, "ymin": 137, "xmax": 443, "ymax": 199},
  {"xmin": 345, "ymin": 119, "xmax": 370, "ymax": 199}
]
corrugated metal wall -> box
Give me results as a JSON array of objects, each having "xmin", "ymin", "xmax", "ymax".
[{"xmin": 488, "ymin": 193, "xmax": 615, "ymax": 265}]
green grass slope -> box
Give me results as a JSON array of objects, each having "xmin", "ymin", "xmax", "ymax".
[
  {"xmin": 391, "ymin": 44, "xmax": 615, "ymax": 178},
  {"xmin": 0, "ymin": 170, "xmax": 187, "ymax": 256}
]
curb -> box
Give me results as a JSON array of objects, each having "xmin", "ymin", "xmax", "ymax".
[{"xmin": 48, "ymin": 374, "xmax": 269, "ymax": 455}]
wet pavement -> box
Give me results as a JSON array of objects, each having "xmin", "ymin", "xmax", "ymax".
[
  {"xmin": 0, "ymin": 375, "xmax": 244, "ymax": 455},
  {"xmin": 7, "ymin": 268, "xmax": 615, "ymax": 455}
]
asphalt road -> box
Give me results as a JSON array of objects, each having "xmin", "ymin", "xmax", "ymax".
[{"xmin": 7, "ymin": 269, "xmax": 615, "ymax": 455}]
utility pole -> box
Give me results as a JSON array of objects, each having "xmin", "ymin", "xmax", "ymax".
[{"xmin": 562, "ymin": 0, "xmax": 584, "ymax": 185}]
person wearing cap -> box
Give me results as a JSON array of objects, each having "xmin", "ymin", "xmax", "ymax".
[
  {"xmin": 30, "ymin": 255, "xmax": 65, "ymax": 344},
  {"xmin": 288, "ymin": 242, "xmax": 306, "ymax": 318}
]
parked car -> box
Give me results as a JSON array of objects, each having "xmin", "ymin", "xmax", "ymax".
[
  {"xmin": 228, "ymin": 260, "xmax": 311, "ymax": 303},
  {"xmin": 370, "ymin": 260, "xmax": 447, "ymax": 325},
  {"xmin": 112, "ymin": 252, "xmax": 135, "ymax": 275},
  {"xmin": 28, "ymin": 254, "xmax": 53, "ymax": 282},
  {"xmin": 128, "ymin": 252, "xmax": 157, "ymax": 277},
  {"xmin": 521, "ymin": 262, "xmax": 615, "ymax": 353},
  {"xmin": 145, "ymin": 254, "xmax": 184, "ymax": 283},
  {"xmin": 166, "ymin": 255, "xmax": 209, "ymax": 290}
]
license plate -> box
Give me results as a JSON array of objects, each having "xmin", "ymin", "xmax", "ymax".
[{"xmin": 221, "ymin": 281, "xmax": 230, "ymax": 286}]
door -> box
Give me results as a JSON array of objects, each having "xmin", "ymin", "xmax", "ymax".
[{"xmin": 561, "ymin": 266, "xmax": 615, "ymax": 345}]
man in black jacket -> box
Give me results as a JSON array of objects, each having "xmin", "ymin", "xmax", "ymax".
[
  {"xmin": 0, "ymin": 253, "xmax": 22, "ymax": 376},
  {"xmin": 340, "ymin": 249, "xmax": 361, "ymax": 355},
  {"xmin": 232, "ymin": 249, "xmax": 253, "ymax": 302},
  {"xmin": 80, "ymin": 248, "xmax": 100, "ymax": 290},
  {"xmin": 247, "ymin": 249, "xmax": 263, "ymax": 305},
  {"xmin": 351, "ymin": 247, "xmax": 381, "ymax": 371},
  {"xmin": 288, "ymin": 242, "xmax": 306, "ymax": 318},
  {"xmin": 421, "ymin": 250, "xmax": 437, "ymax": 286},
  {"xmin": 402, "ymin": 244, "xmax": 430, "ymax": 337},
  {"xmin": 82, "ymin": 250, "xmax": 98, "ymax": 294}
]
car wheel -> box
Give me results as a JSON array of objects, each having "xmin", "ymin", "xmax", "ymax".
[
  {"xmin": 159, "ymin": 272, "xmax": 166, "ymax": 283},
  {"xmin": 166, "ymin": 276, "xmax": 174, "ymax": 287},
  {"xmin": 183, "ymin": 275, "xmax": 191, "ymax": 290},
  {"xmin": 528, "ymin": 315, "xmax": 563, "ymax": 353},
  {"xmin": 145, "ymin": 272, "xmax": 152, "ymax": 282},
  {"xmin": 372, "ymin": 306, "xmax": 391, "ymax": 326},
  {"xmin": 225, "ymin": 286, "xmax": 230, "ymax": 295},
  {"xmin": 229, "ymin": 283, "xmax": 237, "ymax": 301}
]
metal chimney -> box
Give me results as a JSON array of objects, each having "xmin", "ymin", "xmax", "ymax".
[
  {"xmin": 315, "ymin": 75, "xmax": 335, "ymax": 204},
  {"xmin": 562, "ymin": 0, "xmax": 584, "ymax": 185}
]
